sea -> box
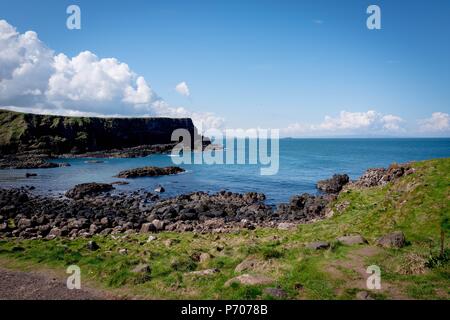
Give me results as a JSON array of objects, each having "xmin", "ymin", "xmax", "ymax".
[{"xmin": 0, "ymin": 138, "xmax": 449, "ymax": 205}]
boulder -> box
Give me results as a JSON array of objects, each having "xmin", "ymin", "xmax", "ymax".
[
  {"xmin": 154, "ymin": 186, "xmax": 165, "ymax": 193},
  {"xmin": 17, "ymin": 218, "xmax": 32, "ymax": 229},
  {"xmin": 264, "ymin": 287, "xmax": 287, "ymax": 299},
  {"xmin": 235, "ymin": 258, "xmax": 258, "ymax": 273},
  {"xmin": 66, "ymin": 183, "xmax": 114, "ymax": 199},
  {"xmin": 377, "ymin": 231, "xmax": 406, "ymax": 248},
  {"xmin": 317, "ymin": 174, "xmax": 350, "ymax": 194},
  {"xmin": 131, "ymin": 263, "xmax": 151, "ymax": 274},
  {"xmin": 337, "ymin": 235, "xmax": 368, "ymax": 245},
  {"xmin": 224, "ymin": 274, "xmax": 273, "ymax": 287},
  {"xmin": 187, "ymin": 268, "xmax": 219, "ymax": 276},
  {"xmin": 152, "ymin": 219, "xmax": 165, "ymax": 231},
  {"xmin": 140, "ymin": 223, "xmax": 156, "ymax": 233},
  {"xmin": 277, "ymin": 222, "xmax": 296, "ymax": 230},
  {"xmin": 87, "ymin": 241, "xmax": 100, "ymax": 251},
  {"xmin": 306, "ymin": 241, "xmax": 330, "ymax": 250},
  {"xmin": 199, "ymin": 252, "xmax": 211, "ymax": 263}
]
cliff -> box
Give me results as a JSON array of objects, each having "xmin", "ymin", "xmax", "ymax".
[{"xmin": 0, "ymin": 109, "xmax": 198, "ymax": 154}]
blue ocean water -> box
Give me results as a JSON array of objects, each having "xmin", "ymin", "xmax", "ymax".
[{"xmin": 0, "ymin": 138, "xmax": 449, "ymax": 204}]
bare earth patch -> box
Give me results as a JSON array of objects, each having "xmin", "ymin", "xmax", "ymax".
[
  {"xmin": 324, "ymin": 246, "xmax": 409, "ymax": 299},
  {"xmin": 0, "ymin": 267, "xmax": 115, "ymax": 300}
]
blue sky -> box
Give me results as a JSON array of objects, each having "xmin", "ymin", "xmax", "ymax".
[{"xmin": 0, "ymin": 0, "xmax": 449, "ymax": 136}]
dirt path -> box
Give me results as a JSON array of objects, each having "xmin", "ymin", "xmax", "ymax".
[
  {"xmin": 325, "ymin": 246, "xmax": 409, "ymax": 299},
  {"xmin": 0, "ymin": 267, "xmax": 115, "ymax": 300}
]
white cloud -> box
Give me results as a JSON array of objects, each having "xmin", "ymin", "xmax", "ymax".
[
  {"xmin": 0, "ymin": 20, "xmax": 222, "ymax": 130},
  {"xmin": 419, "ymin": 112, "xmax": 450, "ymax": 133},
  {"xmin": 175, "ymin": 81, "xmax": 190, "ymax": 97},
  {"xmin": 282, "ymin": 110, "xmax": 405, "ymax": 137}
]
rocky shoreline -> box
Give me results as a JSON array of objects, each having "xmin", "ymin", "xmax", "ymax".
[{"xmin": 0, "ymin": 162, "xmax": 414, "ymax": 239}]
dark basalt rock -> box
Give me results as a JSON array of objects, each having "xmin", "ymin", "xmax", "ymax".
[
  {"xmin": 353, "ymin": 163, "xmax": 415, "ymax": 188},
  {"xmin": 66, "ymin": 183, "xmax": 114, "ymax": 200},
  {"xmin": 377, "ymin": 231, "xmax": 406, "ymax": 248},
  {"xmin": 115, "ymin": 166, "xmax": 185, "ymax": 178},
  {"xmin": 317, "ymin": 174, "xmax": 349, "ymax": 194}
]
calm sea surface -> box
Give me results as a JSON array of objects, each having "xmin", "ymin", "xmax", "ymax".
[{"xmin": 1, "ymin": 138, "xmax": 449, "ymax": 204}]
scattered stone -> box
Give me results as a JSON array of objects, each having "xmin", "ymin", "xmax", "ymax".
[
  {"xmin": 131, "ymin": 263, "xmax": 151, "ymax": 274},
  {"xmin": 306, "ymin": 241, "xmax": 330, "ymax": 250},
  {"xmin": 118, "ymin": 248, "xmax": 128, "ymax": 255},
  {"xmin": 65, "ymin": 183, "xmax": 114, "ymax": 199},
  {"xmin": 337, "ymin": 235, "xmax": 368, "ymax": 245},
  {"xmin": 317, "ymin": 174, "xmax": 350, "ymax": 194},
  {"xmin": 235, "ymin": 258, "xmax": 258, "ymax": 273},
  {"xmin": 224, "ymin": 274, "xmax": 273, "ymax": 287},
  {"xmin": 187, "ymin": 268, "xmax": 219, "ymax": 276},
  {"xmin": 147, "ymin": 235, "xmax": 157, "ymax": 242},
  {"xmin": 277, "ymin": 222, "xmax": 297, "ymax": 230},
  {"xmin": 87, "ymin": 241, "xmax": 99, "ymax": 251},
  {"xmin": 140, "ymin": 223, "xmax": 156, "ymax": 233},
  {"xmin": 356, "ymin": 291, "xmax": 374, "ymax": 300},
  {"xmin": 199, "ymin": 252, "xmax": 211, "ymax": 263},
  {"xmin": 377, "ymin": 231, "xmax": 406, "ymax": 248},
  {"xmin": 152, "ymin": 219, "xmax": 165, "ymax": 231},
  {"xmin": 263, "ymin": 287, "xmax": 287, "ymax": 299}
]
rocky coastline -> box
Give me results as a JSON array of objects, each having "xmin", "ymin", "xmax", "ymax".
[{"xmin": 0, "ymin": 162, "xmax": 414, "ymax": 239}]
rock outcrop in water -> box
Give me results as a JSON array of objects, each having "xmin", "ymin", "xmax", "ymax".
[
  {"xmin": 0, "ymin": 162, "xmax": 418, "ymax": 239},
  {"xmin": 115, "ymin": 166, "xmax": 185, "ymax": 178},
  {"xmin": 0, "ymin": 109, "xmax": 200, "ymax": 155}
]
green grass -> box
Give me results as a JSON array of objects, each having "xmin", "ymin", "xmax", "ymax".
[{"xmin": 0, "ymin": 158, "xmax": 449, "ymax": 299}]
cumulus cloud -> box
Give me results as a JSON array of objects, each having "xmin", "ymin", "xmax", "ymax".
[
  {"xmin": 282, "ymin": 110, "xmax": 405, "ymax": 137},
  {"xmin": 175, "ymin": 81, "xmax": 190, "ymax": 97},
  {"xmin": 419, "ymin": 112, "xmax": 450, "ymax": 133},
  {"xmin": 0, "ymin": 20, "xmax": 222, "ymax": 129}
]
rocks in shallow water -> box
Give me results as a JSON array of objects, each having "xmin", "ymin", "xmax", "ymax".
[
  {"xmin": 111, "ymin": 181, "xmax": 129, "ymax": 185},
  {"xmin": 317, "ymin": 174, "xmax": 349, "ymax": 194},
  {"xmin": 377, "ymin": 231, "xmax": 406, "ymax": 248},
  {"xmin": 66, "ymin": 183, "xmax": 114, "ymax": 199},
  {"xmin": 0, "ymin": 183, "xmax": 330, "ymax": 239},
  {"xmin": 154, "ymin": 186, "xmax": 165, "ymax": 193},
  {"xmin": 306, "ymin": 241, "xmax": 330, "ymax": 250},
  {"xmin": 115, "ymin": 166, "xmax": 185, "ymax": 179},
  {"xmin": 337, "ymin": 235, "xmax": 368, "ymax": 246},
  {"xmin": 224, "ymin": 274, "xmax": 273, "ymax": 287},
  {"xmin": 25, "ymin": 173, "xmax": 37, "ymax": 178}
]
